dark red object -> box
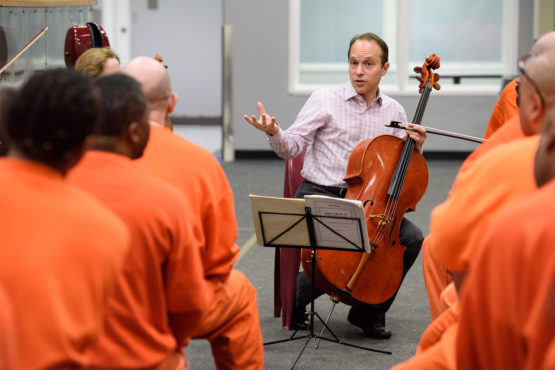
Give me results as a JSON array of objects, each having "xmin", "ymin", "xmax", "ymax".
[{"xmin": 64, "ymin": 22, "xmax": 110, "ymax": 67}]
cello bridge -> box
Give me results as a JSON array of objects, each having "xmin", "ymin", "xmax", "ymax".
[{"xmin": 369, "ymin": 214, "xmax": 392, "ymax": 227}]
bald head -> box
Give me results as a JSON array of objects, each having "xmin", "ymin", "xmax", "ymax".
[
  {"xmin": 123, "ymin": 56, "xmax": 173, "ymax": 108},
  {"xmin": 519, "ymin": 50, "xmax": 555, "ymax": 135},
  {"xmin": 530, "ymin": 31, "xmax": 555, "ymax": 57},
  {"xmin": 530, "ymin": 51, "xmax": 555, "ymax": 103}
]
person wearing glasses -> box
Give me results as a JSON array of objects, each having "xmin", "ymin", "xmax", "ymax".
[
  {"xmin": 456, "ymin": 103, "xmax": 555, "ymax": 370},
  {"xmin": 422, "ymin": 31, "xmax": 555, "ymax": 323},
  {"xmin": 391, "ymin": 50, "xmax": 555, "ymax": 369},
  {"xmin": 483, "ymin": 31, "xmax": 555, "ymax": 139}
]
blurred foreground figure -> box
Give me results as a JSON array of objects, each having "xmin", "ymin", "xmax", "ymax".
[{"xmin": 0, "ymin": 69, "xmax": 129, "ymax": 369}]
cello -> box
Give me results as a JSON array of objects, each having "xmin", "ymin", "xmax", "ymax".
[{"xmin": 301, "ymin": 54, "xmax": 441, "ymax": 306}]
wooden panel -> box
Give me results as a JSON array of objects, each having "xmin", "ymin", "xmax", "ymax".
[{"xmin": 0, "ymin": 0, "xmax": 96, "ymax": 6}]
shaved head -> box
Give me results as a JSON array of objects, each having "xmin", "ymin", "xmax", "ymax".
[
  {"xmin": 530, "ymin": 51, "xmax": 555, "ymax": 105},
  {"xmin": 530, "ymin": 31, "xmax": 555, "ymax": 57},
  {"xmin": 123, "ymin": 56, "xmax": 172, "ymax": 109},
  {"xmin": 519, "ymin": 50, "xmax": 555, "ymax": 135}
]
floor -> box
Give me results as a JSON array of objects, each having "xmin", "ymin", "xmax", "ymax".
[{"xmin": 172, "ymin": 124, "xmax": 464, "ymax": 370}]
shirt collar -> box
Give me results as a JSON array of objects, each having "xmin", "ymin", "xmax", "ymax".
[{"xmin": 345, "ymin": 81, "xmax": 383, "ymax": 107}]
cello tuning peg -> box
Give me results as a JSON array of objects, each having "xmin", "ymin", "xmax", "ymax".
[
  {"xmin": 433, "ymin": 82, "xmax": 441, "ymax": 90},
  {"xmin": 433, "ymin": 73, "xmax": 440, "ymax": 81},
  {"xmin": 413, "ymin": 66, "xmax": 422, "ymax": 73}
]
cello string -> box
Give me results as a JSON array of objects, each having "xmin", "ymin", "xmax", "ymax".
[
  {"xmin": 392, "ymin": 83, "xmax": 430, "ymax": 199},
  {"xmin": 376, "ymin": 83, "xmax": 429, "ymax": 250}
]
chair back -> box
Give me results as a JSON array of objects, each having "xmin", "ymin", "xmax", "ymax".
[{"xmin": 283, "ymin": 150, "xmax": 306, "ymax": 198}]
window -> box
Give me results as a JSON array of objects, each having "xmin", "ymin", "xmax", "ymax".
[{"xmin": 289, "ymin": 0, "xmax": 519, "ymax": 95}]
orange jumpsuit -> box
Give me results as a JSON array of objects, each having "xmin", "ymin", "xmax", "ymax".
[
  {"xmin": 430, "ymin": 136, "xmax": 538, "ymax": 273},
  {"xmin": 0, "ymin": 285, "xmax": 16, "ymax": 370},
  {"xmin": 138, "ymin": 125, "xmax": 264, "ymax": 370},
  {"xmin": 68, "ymin": 151, "xmax": 209, "ymax": 369},
  {"xmin": 392, "ymin": 324, "xmax": 458, "ymax": 370},
  {"xmin": 423, "ymin": 115, "xmax": 525, "ymax": 319},
  {"xmin": 0, "ymin": 159, "xmax": 129, "ymax": 370},
  {"xmin": 398, "ymin": 137, "xmax": 539, "ymax": 368},
  {"xmin": 457, "ymin": 179, "xmax": 555, "ymax": 370},
  {"xmin": 483, "ymin": 78, "xmax": 519, "ymax": 139}
]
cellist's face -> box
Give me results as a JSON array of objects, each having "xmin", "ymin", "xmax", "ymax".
[{"xmin": 349, "ymin": 40, "xmax": 389, "ymax": 104}]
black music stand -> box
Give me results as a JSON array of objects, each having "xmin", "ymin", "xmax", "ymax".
[{"xmin": 254, "ymin": 202, "xmax": 391, "ymax": 369}]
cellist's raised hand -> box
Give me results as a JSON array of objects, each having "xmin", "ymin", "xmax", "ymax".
[
  {"xmin": 243, "ymin": 102, "xmax": 279, "ymax": 136},
  {"xmin": 407, "ymin": 124, "xmax": 427, "ymax": 153}
]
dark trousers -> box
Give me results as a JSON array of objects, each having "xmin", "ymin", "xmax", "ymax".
[{"xmin": 293, "ymin": 180, "xmax": 423, "ymax": 326}]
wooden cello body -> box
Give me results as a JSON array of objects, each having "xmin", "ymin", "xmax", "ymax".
[{"xmin": 301, "ymin": 54, "xmax": 440, "ymax": 306}]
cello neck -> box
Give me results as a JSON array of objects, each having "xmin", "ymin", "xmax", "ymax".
[
  {"xmin": 411, "ymin": 84, "xmax": 432, "ymax": 126},
  {"xmin": 386, "ymin": 83, "xmax": 432, "ymax": 198}
]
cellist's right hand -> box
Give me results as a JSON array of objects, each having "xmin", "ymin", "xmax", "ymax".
[{"xmin": 243, "ymin": 102, "xmax": 279, "ymax": 136}]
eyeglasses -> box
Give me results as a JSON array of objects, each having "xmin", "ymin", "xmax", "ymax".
[{"xmin": 518, "ymin": 58, "xmax": 545, "ymax": 111}]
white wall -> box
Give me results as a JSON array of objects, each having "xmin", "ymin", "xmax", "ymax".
[
  {"xmin": 129, "ymin": 1, "xmax": 222, "ymax": 117},
  {"xmin": 224, "ymin": 0, "xmax": 535, "ymax": 152}
]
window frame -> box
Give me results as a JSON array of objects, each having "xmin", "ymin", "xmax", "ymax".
[{"xmin": 288, "ymin": 0, "xmax": 520, "ymax": 96}]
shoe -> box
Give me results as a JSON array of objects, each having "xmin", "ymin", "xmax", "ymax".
[
  {"xmin": 361, "ymin": 322, "xmax": 392, "ymax": 339},
  {"xmin": 347, "ymin": 312, "xmax": 392, "ymax": 339},
  {"xmin": 289, "ymin": 306, "xmax": 309, "ymax": 331},
  {"xmin": 289, "ymin": 316, "xmax": 309, "ymax": 331}
]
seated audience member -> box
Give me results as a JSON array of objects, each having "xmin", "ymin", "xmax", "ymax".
[
  {"xmin": 124, "ymin": 56, "xmax": 264, "ymax": 370},
  {"xmin": 75, "ymin": 47, "xmax": 121, "ymax": 77},
  {"xmin": 456, "ymin": 106, "xmax": 555, "ymax": 369},
  {"xmin": 482, "ymin": 32, "xmax": 555, "ymax": 139},
  {"xmin": 423, "ymin": 30, "xmax": 555, "ymax": 321},
  {"xmin": 482, "ymin": 78, "xmax": 519, "ymax": 139},
  {"xmin": 0, "ymin": 69, "xmax": 129, "ymax": 369},
  {"xmin": 68, "ymin": 73, "xmax": 209, "ymax": 369},
  {"xmin": 392, "ymin": 49, "xmax": 555, "ymax": 370}
]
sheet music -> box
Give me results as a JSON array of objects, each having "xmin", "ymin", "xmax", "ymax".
[
  {"xmin": 304, "ymin": 195, "xmax": 370, "ymax": 253},
  {"xmin": 249, "ymin": 194, "xmax": 310, "ymax": 247}
]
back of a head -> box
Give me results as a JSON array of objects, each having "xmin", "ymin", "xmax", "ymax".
[
  {"xmin": 4, "ymin": 68, "xmax": 100, "ymax": 170},
  {"xmin": 123, "ymin": 56, "xmax": 172, "ymax": 107},
  {"xmin": 75, "ymin": 47, "xmax": 120, "ymax": 78},
  {"xmin": 94, "ymin": 74, "xmax": 149, "ymax": 137}
]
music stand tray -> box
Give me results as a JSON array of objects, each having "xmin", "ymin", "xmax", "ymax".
[{"xmin": 249, "ymin": 195, "xmax": 391, "ymax": 369}]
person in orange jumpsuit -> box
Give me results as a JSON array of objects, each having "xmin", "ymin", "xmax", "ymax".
[
  {"xmin": 68, "ymin": 74, "xmax": 209, "ymax": 369},
  {"xmin": 482, "ymin": 78, "xmax": 519, "ymax": 139},
  {"xmin": 391, "ymin": 49, "xmax": 555, "ymax": 370},
  {"xmin": 456, "ymin": 106, "xmax": 555, "ymax": 369},
  {"xmin": 423, "ymin": 114, "xmax": 526, "ymax": 320},
  {"xmin": 482, "ymin": 31, "xmax": 555, "ymax": 139},
  {"xmin": 123, "ymin": 56, "xmax": 264, "ymax": 370},
  {"xmin": 0, "ymin": 69, "xmax": 129, "ymax": 369},
  {"xmin": 423, "ymin": 31, "xmax": 555, "ymax": 320}
]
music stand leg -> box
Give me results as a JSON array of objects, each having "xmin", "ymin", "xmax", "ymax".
[{"xmin": 315, "ymin": 300, "xmax": 337, "ymax": 349}]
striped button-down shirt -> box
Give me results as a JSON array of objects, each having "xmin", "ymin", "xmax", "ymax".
[{"xmin": 268, "ymin": 82, "xmax": 407, "ymax": 187}]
